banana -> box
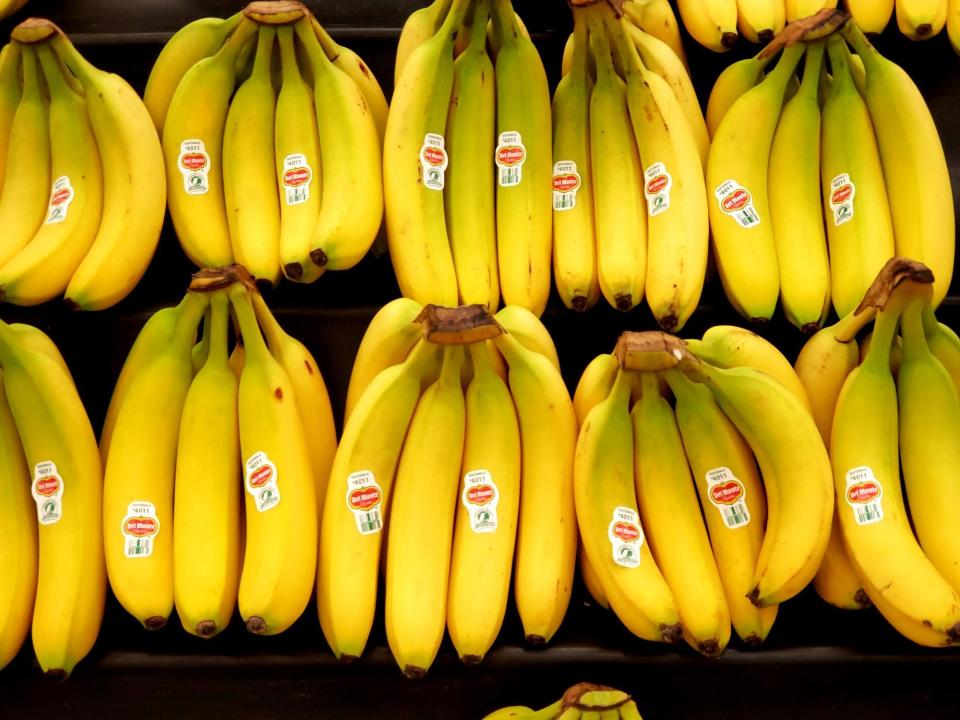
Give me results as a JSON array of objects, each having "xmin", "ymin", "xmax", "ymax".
[
  {"xmin": 448, "ymin": 343, "xmax": 520, "ymax": 663},
  {"xmin": 493, "ymin": 305, "xmax": 561, "ymax": 369},
  {"xmin": 345, "ymin": 298, "xmax": 424, "ymax": 422},
  {"xmin": 553, "ymin": 11, "xmax": 600, "ymax": 312},
  {"xmin": 0, "ymin": 323, "xmax": 103, "ymax": 678},
  {"xmin": 831, "ymin": 280, "xmax": 960, "ymax": 642},
  {"xmin": 896, "ymin": 0, "xmax": 948, "ymax": 38},
  {"xmin": 814, "ymin": 512, "xmax": 871, "ymax": 609},
  {"xmin": 736, "ymin": 0, "xmax": 786, "ymax": 43},
  {"xmin": 103, "ymin": 292, "xmax": 207, "ymax": 629},
  {"xmin": 859, "ymin": 331, "xmax": 903, "ymax": 374},
  {"xmin": 485, "ymin": 10, "xmax": 532, "ymax": 58},
  {"xmin": 294, "ymin": 19, "xmax": 382, "ymax": 273},
  {"xmin": 492, "ymin": 0, "xmax": 553, "ymax": 316},
  {"xmin": 251, "ymin": 293, "xmax": 337, "ymax": 524},
  {"xmin": 573, "ymin": 353, "xmax": 620, "ymax": 427},
  {"xmin": 706, "ymin": 43, "xmax": 804, "ymax": 322},
  {"xmin": 163, "ymin": 18, "xmax": 257, "ymax": 268},
  {"xmin": 144, "ymin": 13, "xmax": 242, "ymax": 133},
  {"xmin": 611, "ymin": 15, "xmax": 708, "ymax": 332},
  {"xmin": 0, "ymin": 368, "xmax": 37, "ymax": 671},
  {"xmin": 820, "ymin": 36, "xmax": 895, "ymax": 320},
  {"xmin": 623, "ymin": 0, "xmax": 689, "ymax": 67},
  {"xmin": 574, "ymin": 369, "xmax": 681, "ymax": 642},
  {"xmin": 768, "ymin": 41, "xmax": 830, "ymax": 332},
  {"xmin": 275, "ymin": 25, "xmax": 323, "ymax": 284},
  {"xmin": 223, "ymin": 27, "xmax": 281, "ymax": 287},
  {"xmin": 950, "ymin": 0, "xmax": 960, "ymax": 52},
  {"xmin": 847, "ymin": 0, "xmax": 895, "ymax": 32},
  {"xmin": 0, "ymin": 43, "xmax": 22, "ymax": 198},
  {"xmin": 445, "ymin": 0, "xmax": 499, "ymax": 309},
  {"xmin": 785, "ymin": 0, "xmax": 838, "ymax": 21},
  {"xmin": 676, "ymin": 0, "xmax": 739, "ymax": 51},
  {"xmin": 0, "ymin": 0, "xmax": 26, "ymax": 20},
  {"xmin": 844, "ymin": 25, "xmax": 954, "ymax": 307},
  {"xmin": 318, "ymin": 340, "xmax": 442, "ymax": 661},
  {"xmin": 493, "ymin": 332, "xmax": 577, "ymax": 644},
  {"xmin": 704, "ymin": 52, "xmax": 772, "ymax": 138},
  {"xmin": 680, "ymin": 355, "xmax": 833, "ymax": 606},
  {"xmin": 0, "ymin": 46, "xmax": 50, "ymax": 270},
  {"xmin": 588, "ymin": 15, "xmax": 646, "ymax": 313},
  {"xmin": 50, "ymin": 35, "xmax": 166, "ymax": 311},
  {"xmin": 7, "ymin": 323, "xmax": 73, "ymax": 383},
  {"xmin": 666, "ymin": 369, "xmax": 777, "ymax": 646},
  {"xmin": 382, "ymin": 0, "xmax": 467, "ymax": 306},
  {"xmin": 633, "ymin": 373, "xmax": 730, "ymax": 655},
  {"xmin": 619, "ymin": 701, "xmax": 645, "ymax": 720},
  {"xmin": 386, "ymin": 346, "xmax": 465, "ymax": 677},
  {"xmin": 231, "ymin": 286, "xmax": 316, "ymax": 635},
  {"xmin": 395, "ymin": 0, "xmax": 454, "ymax": 86},
  {"xmin": 173, "ymin": 292, "xmax": 240, "ymax": 638},
  {"xmin": 923, "ymin": 306, "xmax": 960, "ymax": 392},
  {"xmin": 684, "ymin": 325, "xmax": 813, "ymax": 413}
]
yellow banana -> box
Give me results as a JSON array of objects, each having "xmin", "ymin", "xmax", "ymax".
[
  {"xmin": 493, "ymin": 332, "xmax": 577, "ymax": 644},
  {"xmin": 7, "ymin": 323, "xmax": 73, "ymax": 383},
  {"xmin": 676, "ymin": 0, "xmax": 739, "ymax": 51},
  {"xmin": 573, "ymin": 353, "xmax": 620, "ymax": 427},
  {"xmin": 493, "ymin": 305, "xmax": 561, "ymax": 369},
  {"xmin": 736, "ymin": 0, "xmax": 786, "ymax": 43},
  {"xmin": 0, "ymin": 43, "xmax": 22, "ymax": 198},
  {"xmin": 623, "ymin": 0, "xmax": 689, "ymax": 68},
  {"xmin": 786, "ymin": 0, "xmax": 838, "ymax": 20},
  {"xmin": 103, "ymin": 292, "xmax": 207, "ymax": 629},
  {"xmin": 705, "ymin": 51, "xmax": 772, "ymax": 137},
  {"xmin": 445, "ymin": 0, "xmax": 499, "ymax": 310},
  {"xmin": 395, "ymin": 0, "xmax": 454, "ymax": 86},
  {"xmin": 923, "ymin": 306, "xmax": 960, "ymax": 392},
  {"xmin": 0, "ymin": 323, "xmax": 103, "ymax": 678},
  {"xmin": 173, "ymin": 292, "xmax": 240, "ymax": 638},
  {"xmin": 896, "ymin": 0, "xmax": 948, "ymax": 38},
  {"xmin": 814, "ymin": 512, "xmax": 871, "ymax": 609},
  {"xmin": 492, "ymin": 0, "xmax": 553, "ymax": 316},
  {"xmin": 318, "ymin": 340, "xmax": 442, "ymax": 660},
  {"xmin": 846, "ymin": 0, "xmax": 895, "ymax": 32},
  {"xmin": 950, "ymin": 0, "xmax": 960, "ymax": 51},
  {"xmin": 223, "ymin": 27, "xmax": 281, "ymax": 287},
  {"xmin": 666, "ymin": 369, "xmax": 777, "ymax": 646},
  {"xmin": 768, "ymin": 41, "xmax": 830, "ymax": 332},
  {"xmin": 163, "ymin": 18, "xmax": 258, "ymax": 268},
  {"xmin": 231, "ymin": 286, "xmax": 316, "ymax": 636}
]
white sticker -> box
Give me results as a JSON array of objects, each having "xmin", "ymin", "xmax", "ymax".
[
  {"xmin": 608, "ymin": 506, "xmax": 643, "ymax": 568},
  {"xmin": 714, "ymin": 179, "xmax": 760, "ymax": 228},
  {"xmin": 644, "ymin": 162, "xmax": 672, "ymax": 216},
  {"xmin": 121, "ymin": 501, "xmax": 160, "ymax": 558},
  {"xmin": 45, "ymin": 176, "xmax": 74, "ymax": 225},
  {"xmin": 420, "ymin": 133, "xmax": 448, "ymax": 191},
  {"xmin": 178, "ymin": 139, "xmax": 211, "ymax": 195},
  {"xmin": 245, "ymin": 451, "xmax": 281, "ymax": 512},
  {"xmin": 346, "ymin": 470, "xmax": 383, "ymax": 535},
  {"xmin": 496, "ymin": 131, "xmax": 526, "ymax": 187},
  {"xmin": 829, "ymin": 173, "xmax": 855, "ymax": 226},
  {"xmin": 845, "ymin": 466, "xmax": 884, "ymax": 526},
  {"xmin": 32, "ymin": 461, "xmax": 64, "ymax": 525},
  {"xmin": 552, "ymin": 161, "xmax": 581, "ymax": 211},
  {"xmin": 461, "ymin": 469, "xmax": 499, "ymax": 534},
  {"xmin": 706, "ymin": 467, "xmax": 751, "ymax": 529},
  {"xmin": 281, "ymin": 153, "xmax": 313, "ymax": 206}
]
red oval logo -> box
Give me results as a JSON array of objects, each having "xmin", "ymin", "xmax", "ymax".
[
  {"xmin": 832, "ymin": 185, "xmax": 852, "ymax": 204},
  {"xmin": 181, "ymin": 152, "xmax": 208, "ymax": 171},
  {"xmin": 847, "ymin": 481, "xmax": 880, "ymax": 504},
  {"xmin": 552, "ymin": 173, "xmax": 580, "ymax": 193},
  {"xmin": 249, "ymin": 464, "xmax": 274, "ymax": 488},
  {"xmin": 283, "ymin": 167, "xmax": 311, "ymax": 187},
  {"xmin": 466, "ymin": 484, "xmax": 495, "ymax": 506},
  {"xmin": 722, "ymin": 189, "xmax": 750, "ymax": 212},
  {"xmin": 612, "ymin": 521, "xmax": 640, "ymax": 542},
  {"xmin": 710, "ymin": 480, "xmax": 744, "ymax": 506},
  {"xmin": 646, "ymin": 175, "xmax": 668, "ymax": 194},
  {"xmin": 50, "ymin": 188, "xmax": 72, "ymax": 206},
  {"xmin": 349, "ymin": 486, "xmax": 381, "ymax": 511},
  {"xmin": 35, "ymin": 476, "xmax": 61, "ymax": 497},
  {"xmin": 497, "ymin": 145, "xmax": 525, "ymax": 167},
  {"xmin": 423, "ymin": 146, "xmax": 446, "ymax": 167},
  {"xmin": 124, "ymin": 517, "xmax": 158, "ymax": 538}
]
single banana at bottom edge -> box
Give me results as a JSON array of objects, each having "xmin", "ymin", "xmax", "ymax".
[
  {"xmin": 704, "ymin": 52, "xmax": 771, "ymax": 138},
  {"xmin": 896, "ymin": 0, "xmax": 948, "ymax": 39},
  {"xmin": 0, "ymin": 324, "xmax": 103, "ymax": 678},
  {"xmin": 676, "ymin": 0, "xmax": 739, "ymax": 52},
  {"xmin": 173, "ymin": 292, "xmax": 240, "ymax": 638},
  {"xmin": 317, "ymin": 340, "xmax": 442, "ymax": 660}
]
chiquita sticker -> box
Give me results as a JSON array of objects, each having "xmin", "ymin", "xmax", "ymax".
[
  {"xmin": 608, "ymin": 506, "xmax": 643, "ymax": 568},
  {"xmin": 643, "ymin": 162, "xmax": 672, "ymax": 216},
  {"xmin": 45, "ymin": 177, "xmax": 75, "ymax": 225},
  {"xmin": 715, "ymin": 179, "xmax": 760, "ymax": 228},
  {"xmin": 282, "ymin": 153, "xmax": 313, "ymax": 206},
  {"xmin": 845, "ymin": 466, "xmax": 884, "ymax": 526},
  {"xmin": 346, "ymin": 470, "xmax": 384, "ymax": 535},
  {"xmin": 705, "ymin": 467, "xmax": 751, "ymax": 529},
  {"xmin": 178, "ymin": 139, "xmax": 211, "ymax": 195},
  {"xmin": 461, "ymin": 469, "xmax": 499, "ymax": 534},
  {"xmin": 420, "ymin": 133, "xmax": 448, "ymax": 191},
  {"xmin": 829, "ymin": 173, "xmax": 856, "ymax": 226},
  {"xmin": 495, "ymin": 131, "xmax": 526, "ymax": 187},
  {"xmin": 121, "ymin": 501, "xmax": 160, "ymax": 558},
  {"xmin": 245, "ymin": 451, "xmax": 281, "ymax": 512},
  {"xmin": 32, "ymin": 461, "xmax": 64, "ymax": 526},
  {"xmin": 552, "ymin": 161, "xmax": 581, "ymax": 211}
]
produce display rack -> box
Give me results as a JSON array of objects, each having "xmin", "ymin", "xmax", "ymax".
[{"xmin": 1, "ymin": 1, "xmax": 960, "ymax": 717}]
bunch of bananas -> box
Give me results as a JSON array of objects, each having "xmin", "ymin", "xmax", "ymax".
[
  {"xmin": 319, "ymin": 299, "xmax": 576, "ymax": 676},
  {"xmin": 0, "ymin": 319, "xmax": 103, "ymax": 678},
  {"xmin": 147, "ymin": 2, "xmax": 387, "ymax": 286},
  {"xmin": 677, "ymin": 0, "xmax": 841, "ymax": 50},
  {"xmin": 846, "ymin": 0, "xmax": 960, "ymax": 51},
  {"xmin": 797, "ymin": 258, "xmax": 960, "ymax": 646},
  {"xmin": 386, "ymin": 0, "xmax": 553, "ymax": 315},
  {"xmin": 99, "ymin": 266, "xmax": 336, "ymax": 638},
  {"xmin": 484, "ymin": 683, "xmax": 645, "ymax": 720},
  {"xmin": 0, "ymin": 0, "xmax": 26, "ymax": 21},
  {"xmin": 554, "ymin": 1, "xmax": 708, "ymax": 330},
  {"xmin": 0, "ymin": 19, "xmax": 164, "ymax": 309},
  {"xmin": 706, "ymin": 11, "xmax": 954, "ymax": 331},
  {"xmin": 574, "ymin": 324, "xmax": 833, "ymax": 655}
]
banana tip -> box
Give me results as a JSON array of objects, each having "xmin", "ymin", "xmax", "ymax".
[
  {"xmin": 571, "ymin": 296, "xmax": 588, "ymax": 312},
  {"xmin": 916, "ymin": 24, "xmax": 932, "ymax": 39},
  {"xmin": 45, "ymin": 669, "xmax": 69, "ymax": 682},
  {"xmin": 196, "ymin": 621, "xmax": 218, "ymax": 638},
  {"xmin": 746, "ymin": 587, "xmax": 763, "ymax": 607},
  {"xmin": 749, "ymin": 317, "xmax": 769, "ymax": 330},
  {"xmin": 310, "ymin": 248, "xmax": 328, "ymax": 268},
  {"xmin": 524, "ymin": 634, "xmax": 547, "ymax": 647},
  {"xmin": 853, "ymin": 589, "xmax": 872, "ymax": 608},
  {"xmin": 660, "ymin": 623, "xmax": 683, "ymax": 644},
  {"xmin": 144, "ymin": 616, "xmax": 168, "ymax": 631},
  {"xmin": 699, "ymin": 639, "xmax": 722, "ymax": 657},
  {"xmin": 63, "ymin": 298, "xmax": 81, "ymax": 312},
  {"xmin": 283, "ymin": 262, "xmax": 304, "ymax": 281},
  {"xmin": 743, "ymin": 634, "xmax": 765, "ymax": 649},
  {"xmin": 657, "ymin": 315, "xmax": 679, "ymax": 333},
  {"xmin": 461, "ymin": 654, "xmax": 483, "ymax": 665},
  {"xmin": 757, "ymin": 29, "xmax": 775, "ymax": 44},
  {"xmin": 946, "ymin": 623, "xmax": 960, "ymax": 643},
  {"xmin": 801, "ymin": 322, "xmax": 821, "ymax": 336},
  {"xmin": 403, "ymin": 665, "xmax": 427, "ymax": 680},
  {"xmin": 614, "ymin": 294, "xmax": 633, "ymax": 312},
  {"xmin": 338, "ymin": 654, "xmax": 359, "ymax": 664},
  {"xmin": 245, "ymin": 616, "xmax": 268, "ymax": 635},
  {"xmin": 721, "ymin": 32, "xmax": 738, "ymax": 49}
]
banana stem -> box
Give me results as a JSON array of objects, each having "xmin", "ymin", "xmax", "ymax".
[
  {"xmin": 799, "ymin": 40, "xmax": 825, "ymax": 97},
  {"xmin": 467, "ymin": 0, "xmax": 491, "ymax": 52},
  {"xmin": 825, "ymin": 34, "xmax": 853, "ymax": 90},
  {"xmin": 490, "ymin": 0, "xmax": 518, "ymax": 45},
  {"xmin": 570, "ymin": 7, "xmax": 589, "ymax": 79},
  {"xmin": 16, "ymin": 43, "xmax": 41, "ymax": 103},
  {"xmin": 764, "ymin": 42, "xmax": 805, "ymax": 92},
  {"xmin": 639, "ymin": 370, "xmax": 659, "ymax": 398},
  {"xmin": 228, "ymin": 286, "xmax": 270, "ymax": 361},
  {"xmin": 606, "ymin": 9, "xmax": 643, "ymax": 77},
  {"xmin": 862, "ymin": 293, "xmax": 905, "ymax": 373},
  {"xmin": 430, "ymin": 0, "xmax": 458, "ymax": 33},
  {"xmin": 251, "ymin": 25, "xmax": 276, "ymax": 79},
  {"xmin": 35, "ymin": 43, "xmax": 72, "ymax": 96},
  {"xmin": 311, "ymin": 16, "xmax": 341, "ymax": 59},
  {"xmin": 467, "ymin": 340, "xmax": 494, "ymax": 375},
  {"xmin": 277, "ymin": 25, "xmax": 299, "ymax": 83},
  {"xmin": 587, "ymin": 14, "xmax": 616, "ymax": 83},
  {"xmin": 607, "ymin": 368, "xmax": 634, "ymax": 406},
  {"xmin": 217, "ymin": 17, "xmax": 259, "ymax": 63},
  {"xmin": 438, "ymin": 0, "xmax": 473, "ymax": 40},
  {"xmin": 900, "ymin": 293, "xmax": 934, "ymax": 360},
  {"xmin": 206, "ymin": 292, "xmax": 231, "ymax": 366},
  {"xmin": 294, "ymin": 16, "xmax": 332, "ymax": 71},
  {"xmin": 250, "ymin": 292, "xmax": 287, "ymax": 354},
  {"xmin": 832, "ymin": 306, "xmax": 877, "ymax": 344}
]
